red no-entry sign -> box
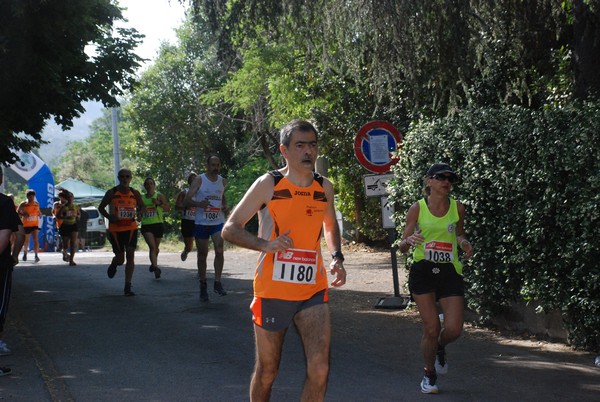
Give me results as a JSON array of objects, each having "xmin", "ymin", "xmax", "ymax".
[{"xmin": 354, "ymin": 121, "xmax": 402, "ymax": 173}]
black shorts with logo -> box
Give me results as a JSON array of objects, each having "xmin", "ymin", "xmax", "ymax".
[{"xmin": 408, "ymin": 260, "xmax": 464, "ymax": 300}]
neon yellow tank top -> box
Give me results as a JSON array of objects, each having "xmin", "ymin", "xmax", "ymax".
[
  {"xmin": 141, "ymin": 193, "xmax": 164, "ymax": 225},
  {"xmin": 412, "ymin": 198, "xmax": 463, "ymax": 275}
]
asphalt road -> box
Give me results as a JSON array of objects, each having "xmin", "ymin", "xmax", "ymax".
[{"xmin": 1, "ymin": 249, "xmax": 598, "ymax": 401}]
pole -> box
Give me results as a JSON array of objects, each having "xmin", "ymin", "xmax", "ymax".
[
  {"xmin": 374, "ymin": 205, "xmax": 409, "ymax": 310},
  {"xmin": 389, "ymin": 228, "xmax": 401, "ymax": 297},
  {"xmin": 111, "ymin": 107, "xmax": 120, "ymax": 185}
]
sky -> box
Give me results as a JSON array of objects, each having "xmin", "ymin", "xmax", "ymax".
[
  {"xmin": 38, "ymin": 1, "xmax": 188, "ymax": 164},
  {"xmin": 117, "ymin": 0, "xmax": 188, "ymax": 69}
]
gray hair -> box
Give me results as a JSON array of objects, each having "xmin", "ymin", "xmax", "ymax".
[{"xmin": 280, "ymin": 120, "xmax": 318, "ymax": 147}]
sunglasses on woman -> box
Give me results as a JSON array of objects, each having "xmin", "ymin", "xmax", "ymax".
[{"xmin": 432, "ymin": 174, "xmax": 456, "ymax": 183}]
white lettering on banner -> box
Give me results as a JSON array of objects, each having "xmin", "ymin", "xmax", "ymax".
[{"xmin": 272, "ymin": 248, "xmax": 318, "ymax": 284}]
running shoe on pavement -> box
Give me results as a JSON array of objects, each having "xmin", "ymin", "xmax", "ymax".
[
  {"xmin": 200, "ymin": 281, "xmax": 209, "ymax": 302},
  {"xmin": 214, "ymin": 281, "xmax": 227, "ymax": 296},
  {"xmin": 435, "ymin": 345, "xmax": 448, "ymax": 374},
  {"xmin": 34, "ymin": 255, "xmax": 40, "ymax": 263},
  {"xmin": 154, "ymin": 267, "xmax": 162, "ymax": 279},
  {"xmin": 180, "ymin": 249, "xmax": 189, "ymax": 261},
  {"xmin": 107, "ymin": 263, "xmax": 117, "ymax": 279},
  {"xmin": 124, "ymin": 283, "xmax": 135, "ymax": 296},
  {"xmin": 0, "ymin": 367, "xmax": 11, "ymax": 376},
  {"xmin": 421, "ymin": 371, "xmax": 439, "ymax": 394},
  {"xmin": 0, "ymin": 341, "xmax": 12, "ymax": 356}
]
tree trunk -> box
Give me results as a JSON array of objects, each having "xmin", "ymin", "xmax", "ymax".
[{"xmin": 572, "ymin": 0, "xmax": 600, "ymax": 99}]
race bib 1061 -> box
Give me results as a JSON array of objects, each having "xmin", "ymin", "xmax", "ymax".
[{"xmin": 272, "ymin": 248, "xmax": 318, "ymax": 284}]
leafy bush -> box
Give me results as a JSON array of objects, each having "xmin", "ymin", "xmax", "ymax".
[{"xmin": 389, "ymin": 102, "xmax": 600, "ymax": 351}]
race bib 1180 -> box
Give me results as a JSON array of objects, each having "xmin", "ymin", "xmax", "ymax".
[{"xmin": 272, "ymin": 248, "xmax": 318, "ymax": 284}]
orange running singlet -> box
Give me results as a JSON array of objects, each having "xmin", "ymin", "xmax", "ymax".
[
  {"xmin": 254, "ymin": 171, "xmax": 329, "ymax": 301},
  {"xmin": 21, "ymin": 201, "xmax": 41, "ymax": 228},
  {"xmin": 109, "ymin": 187, "xmax": 139, "ymax": 232}
]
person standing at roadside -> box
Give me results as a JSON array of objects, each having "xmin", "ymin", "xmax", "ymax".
[
  {"xmin": 52, "ymin": 192, "xmax": 67, "ymax": 256},
  {"xmin": 175, "ymin": 172, "xmax": 197, "ymax": 262},
  {"xmin": 222, "ymin": 120, "xmax": 347, "ymax": 402},
  {"xmin": 184, "ymin": 156, "xmax": 229, "ymax": 302},
  {"xmin": 140, "ymin": 177, "xmax": 170, "ymax": 279},
  {"xmin": 58, "ymin": 191, "xmax": 80, "ymax": 266},
  {"xmin": 17, "ymin": 189, "xmax": 42, "ymax": 263},
  {"xmin": 98, "ymin": 169, "xmax": 145, "ymax": 296},
  {"xmin": 77, "ymin": 207, "xmax": 89, "ymax": 251},
  {"xmin": 398, "ymin": 162, "xmax": 474, "ymax": 394},
  {"xmin": 0, "ymin": 168, "xmax": 25, "ymax": 373}
]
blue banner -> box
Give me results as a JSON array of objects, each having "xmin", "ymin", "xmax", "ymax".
[{"xmin": 10, "ymin": 153, "xmax": 56, "ymax": 252}]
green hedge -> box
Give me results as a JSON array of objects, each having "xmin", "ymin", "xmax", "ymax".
[{"xmin": 388, "ymin": 103, "xmax": 600, "ymax": 351}]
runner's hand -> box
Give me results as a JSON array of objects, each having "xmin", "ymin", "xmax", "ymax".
[
  {"xmin": 264, "ymin": 230, "xmax": 293, "ymax": 253},
  {"xmin": 330, "ymin": 260, "xmax": 346, "ymax": 287}
]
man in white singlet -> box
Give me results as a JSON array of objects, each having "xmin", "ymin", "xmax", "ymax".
[{"xmin": 183, "ymin": 155, "xmax": 229, "ymax": 302}]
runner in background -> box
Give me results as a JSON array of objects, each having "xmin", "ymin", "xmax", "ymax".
[
  {"xmin": 140, "ymin": 177, "xmax": 170, "ymax": 279},
  {"xmin": 17, "ymin": 189, "xmax": 42, "ymax": 263},
  {"xmin": 175, "ymin": 172, "xmax": 197, "ymax": 262},
  {"xmin": 184, "ymin": 156, "xmax": 229, "ymax": 302},
  {"xmin": 58, "ymin": 191, "xmax": 80, "ymax": 266},
  {"xmin": 98, "ymin": 169, "xmax": 145, "ymax": 296},
  {"xmin": 52, "ymin": 192, "xmax": 67, "ymax": 257}
]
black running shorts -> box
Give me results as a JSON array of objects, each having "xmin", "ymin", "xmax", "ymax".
[{"xmin": 408, "ymin": 260, "xmax": 464, "ymax": 300}]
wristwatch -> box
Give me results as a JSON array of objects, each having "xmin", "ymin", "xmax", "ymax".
[{"xmin": 332, "ymin": 251, "xmax": 345, "ymax": 262}]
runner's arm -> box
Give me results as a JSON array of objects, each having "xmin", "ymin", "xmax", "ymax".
[{"xmin": 222, "ymin": 174, "xmax": 291, "ymax": 253}]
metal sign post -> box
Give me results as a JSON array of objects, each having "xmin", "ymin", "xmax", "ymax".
[
  {"xmin": 355, "ymin": 121, "xmax": 409, "ymax": 310},
  {"xmin": 374, "ymin": 197, "xmax": 410, "ymax": 310},
  {"xmin": 362, "ymin": 176, "xmax": 410, "ymax": 310}
]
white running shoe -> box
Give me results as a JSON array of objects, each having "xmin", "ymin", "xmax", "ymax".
[
  {"xmin": 421, "ymin": 373, "xmax": 439, "ymax": 394},
  {"xmin": 0, "ymin": 341, "xmax": 12, "ymax": 356},
  {"xmin": 435, "ymin": 346, "xmax": 448, "ymax": 374}
]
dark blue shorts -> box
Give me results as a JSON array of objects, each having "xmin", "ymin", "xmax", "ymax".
[{"xmin": 193, "ymin": 223, "xmax": 224, "ymax": 239}]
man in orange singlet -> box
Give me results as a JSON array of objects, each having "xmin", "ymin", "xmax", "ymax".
[
  {"xmin": 222, "ymin": 119, "xmax": 347, "ymax": 402},
  {"xmin": 99, "ymin": 169, "xmax": 145, "ymax": 296},
  {"xmin": 18, "ymin": 189, "xmax": 42, "ymax": 263}
]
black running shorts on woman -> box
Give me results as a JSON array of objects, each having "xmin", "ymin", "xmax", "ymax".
[{"xmin": 409, "ymin": 260, "xmax": 464, "ymax": 300}]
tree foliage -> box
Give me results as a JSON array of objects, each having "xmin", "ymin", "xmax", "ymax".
[
  {"xmin": 0, "ymin": 0, "xmax": 143, "ymax": 165},
  {"xmin": 127, "ymin": 16, "xmax": 244, "ymax": 199},
  {"xmin": 53, "ymin": 107, "xmax": 141, "ymax": 191}
]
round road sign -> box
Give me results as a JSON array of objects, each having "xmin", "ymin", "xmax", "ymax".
[{"xmin": 354, "ymin": 121, "xmax": 402, "ymax": 173}]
